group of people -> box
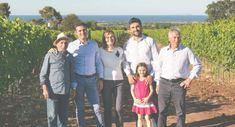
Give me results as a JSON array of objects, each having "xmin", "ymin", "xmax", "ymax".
[{"xmin": 39, "ymin": 17, "xmax": 201, "ymax": 127}]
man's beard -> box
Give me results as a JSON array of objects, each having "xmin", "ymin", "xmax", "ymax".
[{"xmin": 133, "ymin": 31, "xmax": 142, "ymax": 37}]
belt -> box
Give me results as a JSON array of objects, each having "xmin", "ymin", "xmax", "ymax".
[
  {"xmin": 76, "ymin": 73, "xmax": 96, "ymax": 78},
  {"xmin": 160, "ymin": 77, "xmax": 185, "ymax": 83}
]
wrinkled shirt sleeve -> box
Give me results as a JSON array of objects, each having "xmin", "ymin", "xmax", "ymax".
[
  {"xmin": 188, "ymin": 49, "xmax": 202, "ymax": 79},
  {"xmin": 70, "ymin": 55, "xmax": 77, "ymax": 89},
  {"xmin": 123, "ymin": 42, "xmax": 131, "ymax": 76},
  {"xmin": 155, "ymin": 49, "xmax": 163, "ymax": 82},
  {"xmin": 150, "ymin": 40, "xmax": 159, "ymax": 76},
  {"xmin": 39, "ymin": 54, "xmax": 50, "ymax": 86},
  {"xmin": 96, "ymin": 44, "xmax": 104, "ymax": 79}
]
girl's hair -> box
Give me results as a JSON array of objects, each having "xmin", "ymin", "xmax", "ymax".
[
  {"xmin": 135, "ymin": 62, "xmax": 149, "ymax": 77},
  {"xmin": 102, "ymin": 30, "xmax": 116, "ymax": 49}
]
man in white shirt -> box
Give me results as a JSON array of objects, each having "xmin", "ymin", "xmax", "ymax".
[
  {"xmin": 123, "ymin": 17, "xmax": 159, "ymax": 127},
  {"xmin": 156, "ymin": 28, "xmax": 201, "ymax": 127}
]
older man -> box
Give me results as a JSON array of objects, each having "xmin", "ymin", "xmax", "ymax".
[
  {"xmin": 67, "ymin": 23, "xmax": 104, "ymax": 127},
  {"xmin": 156, "ymin": 28, "xmax": 201, "ymax": 127}
]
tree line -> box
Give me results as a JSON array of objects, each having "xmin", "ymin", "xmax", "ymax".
[{"xmin": 0, "ymin": 3, "xmax": 97, "ymax": 31}]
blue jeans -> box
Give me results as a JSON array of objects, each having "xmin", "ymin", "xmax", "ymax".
[
  {"xmin": 158, "ymin": 78, "xmax": 186, "ymax": 127},
  {"xmin": 47, "ymin": 94, "xmax": 69, "ymax": 127},
  {"xmin": 102, "ymin": 80, "xmax": 124, "ymax": 127},
  {"xmin": 75, "ymin": 75, "xmax": 104, "ymax": 127}
]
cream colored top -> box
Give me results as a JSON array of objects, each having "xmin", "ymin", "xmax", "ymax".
[{"xmin": 100, "ymin": 47, "xmax": 125, "ymax": 80}]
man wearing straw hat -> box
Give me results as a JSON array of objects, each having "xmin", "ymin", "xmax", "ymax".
[{"xmin": 40, "ymin": 32, "xmax": 74, "ymax": 127}]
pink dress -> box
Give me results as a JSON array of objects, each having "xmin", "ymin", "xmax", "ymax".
[{"xmin": 132, "ymin": 79, "xmax": 157, "ymax": 115}]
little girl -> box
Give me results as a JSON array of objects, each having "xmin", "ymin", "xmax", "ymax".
[{"xmin": 131, "ymin": 62, "xmax": 157, "ymax": 127}]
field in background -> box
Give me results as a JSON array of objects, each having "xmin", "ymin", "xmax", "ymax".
[{"xmin": 0, "ymin": 16, "xmax": 235, "ymax": 127}]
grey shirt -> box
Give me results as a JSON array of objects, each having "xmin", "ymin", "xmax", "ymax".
[{"xmin": 40, "ymin": 51, "xmax": 74, "ymax": 95}]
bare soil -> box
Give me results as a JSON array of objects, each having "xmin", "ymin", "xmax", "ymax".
[{"xmin": 1, "ymin": 77, "xmax": 235, "ymax": 127}]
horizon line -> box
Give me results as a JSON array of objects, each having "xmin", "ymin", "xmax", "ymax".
[{"xmin": 11, "ymin": 14, "xmax": 208, "ymax": 16}]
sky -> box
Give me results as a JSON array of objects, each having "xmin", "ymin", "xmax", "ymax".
[{"xmin": 1, "ymin": 0, "xmax": 217, "ymax": 15}]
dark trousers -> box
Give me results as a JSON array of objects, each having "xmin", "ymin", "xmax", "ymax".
[
  {"xmin": 47, "ymin": 94, "xmax": 69, "ymax": 127},
  {"xmin": 158, "ymin": 78, "xmax": 186, "ymax": 127},
  {"xmin": 102, "ymin": 80, "xmax": 124, "ymax": 127},
  {"xmin": 151, "ymin": 82, "xmax": 159, "ymax": 127}
]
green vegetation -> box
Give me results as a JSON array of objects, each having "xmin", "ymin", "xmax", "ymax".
[
  {"xmin": 90, "ymin": 17, "xmax": 235, "ymax": 70},
  {"xmin": 180, "ymin": 17, "xmax": 235, "ymax": 69},
  {"xmin": 0, "ymin": 3, "xmax": 10, "ymax": 18},
  {"xmin": 206, "ymin": 0, "xmax": 235, "ymax": 22},
  {"xmin": 59, "ymin": 14, "xmax": 81, "ymax": 32},
  {"xmin": 0, "ymin": 17, "xmax": 57, "ymax": 94},
  {"xmin": 88, "ymin": 18, "xmax": 235, "ymax": 70},
  {"xmin": 39, "ymin": 6, "xmax": 62, "ymax": 29},
  {"xmin": 0, "ymin": 16, "xmax": 234, "ymax": 94},
  {"xmin": 144, "ymin": 29, "xmax": 168, "ymax": 45},
  {"xmin": 87, "ymin": 21, "xmax": 98, "ymax": 30}
]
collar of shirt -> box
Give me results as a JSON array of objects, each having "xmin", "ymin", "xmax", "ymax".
[
  {"xmin": 166, "ymin": 43, "xmax": 184, "ymax": 51},
  {"xmin": 50, "ymin": 50, "xmax": 68, "ymax": 56},
  {"xmin": 130, "ymin": 34, "xmax": 145, "ymax": 42},
  {"xmin": 76, "ymin": 39, "xmax": 89, "ymax": 45}
]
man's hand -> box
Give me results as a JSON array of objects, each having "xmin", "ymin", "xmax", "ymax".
[
  {"xmin": 146, "ymin": 75, "xmax": 153, "ymax": 85},
  {"xmin": 156, "ymin": 83, "xmax": 159, "ymax": 94},
  {"xmin": 98, "ymin": 79, "xmax": 104, "ymax": 93},
  {"xmin": 48, "ymin": 48, "xmax": 57, "ymax": 53},
  {"xmin": 180, "ymin": 78, "xmax": 192, "ymax": 89},
  {"xmin": 42, "ymin": 85, "xmax": 49, "ymax": 99},
  {"xmin": 127, "ymin": 74, "xmax": 135, "ymax": 85},
  {"xmin": 71, "ymin": 89, "xmax": 76, "ymax": 99}
]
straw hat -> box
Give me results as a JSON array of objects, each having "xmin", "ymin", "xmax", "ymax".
[{"xmin": 53, "ymin": 33, "xmax": 69, "ymax": 46}]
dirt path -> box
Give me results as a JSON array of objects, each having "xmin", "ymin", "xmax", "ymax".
[
  {"xmin": 67, "ymin": 79, "xmax": 235, "ymax": 127},
  {"xmin": 1, "ymin": 78, "xmax": 235, "ymax": 127}
]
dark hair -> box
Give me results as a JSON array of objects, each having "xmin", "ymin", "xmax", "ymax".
[
  {"xmin": 128, "ymin": 17, "xmax": 142, "ymax": 26},
  {"xmin": 135, "ymin": 62, "xmax": 149, "ymax": 77},
  {"xmin": 74, "ymin": 22, "xmax": 87, "ymax": 29},
  {"xmin": 102, "ymin": 30, "xmax": 116, "ymax": 49}
]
